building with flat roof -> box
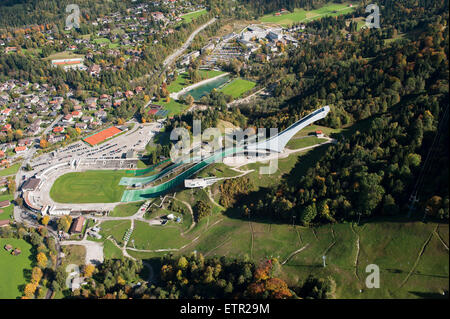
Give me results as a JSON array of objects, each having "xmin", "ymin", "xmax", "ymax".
[{"xmin": 22, "ymin": 177, "xmax": 42, "ymax": 192}]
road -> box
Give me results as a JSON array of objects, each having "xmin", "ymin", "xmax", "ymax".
[
  {"xmin": 142, "ymin": 18, "xmax": 217, "ymax": 109},
  {"xmin": 42, "ymin": 115, "xmax": 63, "ymax": 136},
  {"xmin": 163, "ymin": 18, "xmax": 216, "ymax": 68}
]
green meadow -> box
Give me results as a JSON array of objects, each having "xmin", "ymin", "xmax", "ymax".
[
  {"xmin": 260, "ymin": 2, "xmax": 356, "ymax": 26},
  {"xmin": 220, "ymin": 78, "xmax": 256, "ymax": 98},
  {"xmin": 0, "ymin": 238, "xmax": 33, "ymax": 299}
]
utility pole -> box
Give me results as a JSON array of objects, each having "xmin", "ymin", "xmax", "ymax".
[
  {"xmin": 322, "ymin": 255, "xmax": 326, "ymax": 268},
  {"xmin": 292, "ymin": 215, "xmax": 296, "ymax": 228}
]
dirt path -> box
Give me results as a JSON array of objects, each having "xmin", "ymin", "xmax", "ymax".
[
  {"xmin": 206, "ymin": 187, "xmax": 223, "ymax": 209},
  {"xmin": 227, "ymin": 87, "xmax": 266, "ymax": 107},
  {"xmin": 322, "ymin": 225, "xmax": 337, "ymax": 257},
  {"xmin": 350, "ymin": 223, "xmax": 361, "ymax": 281},
  {"xmin": 249, "ymin": 221, "xmax": 254, "ymax": 259},
  {"xmin": 399, "ymin": 225, "xmax": 438, "ymax": 288},
  {"xmin": 434, "ymin": 225, "xmax": 449, "ymax": 251},
  {"xmin": 168, "ymin": 196, "xmax": 196, "ymax": 235},
  {"xmin": 204, "ymin": 237, "xmax": 232, "ymax": 257},
  {"xmin": 282, "ymin": 244, "xmax": 310, "ymax": 265},
  {"xmin": 107, "ymin": 236, "xmax": 136, "ymax": 260}
]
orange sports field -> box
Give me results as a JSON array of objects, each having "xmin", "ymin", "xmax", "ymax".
[{"xmin": 83, "ymin": 126, "xmax": 122, "ymax": 146}]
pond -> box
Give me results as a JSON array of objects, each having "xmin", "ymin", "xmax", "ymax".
[{"xmin": 182, "ymin": 75, "xmax": 230, "ymax": 100}]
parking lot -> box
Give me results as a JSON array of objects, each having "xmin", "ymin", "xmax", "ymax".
[{"xmin": 28, "ymin": 121, "xmax": 165, "ymax": 178}]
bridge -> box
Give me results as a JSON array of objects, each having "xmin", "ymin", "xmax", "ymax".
[{"xmin": 120, "ymin": 106, "xmax": 330, "ymax": 202}]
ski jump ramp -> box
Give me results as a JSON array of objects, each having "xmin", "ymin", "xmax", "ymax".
[{"xmin": 120, "ymin": 106, "xmax": 330, "ymax": 202}]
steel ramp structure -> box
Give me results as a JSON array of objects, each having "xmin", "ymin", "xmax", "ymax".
[{"xmin": 120, "ymin": 106, "xmax": 330, "ymax": 202}]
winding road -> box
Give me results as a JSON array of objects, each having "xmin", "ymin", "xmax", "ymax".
[{"xmin": 163, "ymin": 18, "xmax": 216, "ymax": 68}]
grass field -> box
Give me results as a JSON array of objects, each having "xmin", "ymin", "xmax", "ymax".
[
  {"xmin": 0, "ymin": 238, "xmax": 33, "ymax": 299},
  {"xmin": 154, "ymin": 98, "xmax": 189, "ymax": 116},
  {"xmin": 219, "ymin": 78, "xmax": 256, "ymax": 99},
  {"xmin": 286, "ymin": 136, "xmax": 327, "ymax": 149},
  {"xmin": 92, "ymin": 37, "xmax": 110, "ymax": 44},
  {"xmin": 50, "ymin": 170, "xmax": 127, "ymax": 203},
  {"xmin": 0, "ymin": 162, "xmax": 21, "ymax": 177},
  {"xmin": 0, "ymin": 193, "xmax": 15, "ymax": 220},
  {"xmin": 92, "ymin": 37, "xmax": 121, "ymax": 49},
  {"xmin": 43, "ymin": 51, "xmax": 84, "ymax": 61},
  {"xmin": 109, "ymin": 201, "xmax": 144, "ymax": 217},
  {"xmin": 292, "ymin": 124, "xmax": 343, "ymax": 138},
  {"xmin": 260, "ymin": 2, "xmax": 356, "ymax": 26},
  {"xmin": 179, "ymin": 9, "xmax": 208, "ymax": 24},
  {"xmin": 128, "ymin": 220, "xmax": 188, "ymax": 250},
  {"xmin": 100, "ymin": 220, "xmax": 131, "ymax": 247},
  {"xmin": 103, "ymin": 240, "xmax": 123, "ymax": 259}
]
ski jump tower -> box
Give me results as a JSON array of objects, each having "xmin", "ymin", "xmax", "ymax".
[{"xmin": 246, "ymin": 105, "xmax": 331, "ymax": 153}]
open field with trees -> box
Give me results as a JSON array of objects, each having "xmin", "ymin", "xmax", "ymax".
[
  {"xmin": 0, "ymin": 238, "xmax": 33, "ymax": 299},
  {"xmin": 154, "ymin": 98, "xmax": 189, "ymax": 116},
  {"xmin": 259, "ymin": 2, "xmax": 356, "ymax": 26},
  {"xmin": 121, "ymin": 145, "xmax": 448, "ymax": 298},
  {"xmin": 180, "ymin": 9, "xmax": 208, "ymax": 24},
  {"xmin": 42, "ymin": 51, "xmax": 84, "ymax": 61},
  {"xmin": 0, "ymin": 162, "xmax": 21, "ymax": 177},
  {"xmin": 124, "ymin": 199, "xmax": 448, "ymax": 298},
  {"xmin": 0, "ymin": 193, "xmax": 14, "ymax": 220},
  {"xmin": 100, "ymin": 220, "xmax": 131, "ymax": 247}
]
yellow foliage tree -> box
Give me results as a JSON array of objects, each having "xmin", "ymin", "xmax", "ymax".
[
  {"xmin": 83, "ymin": 264, "xmax": 95, "ymax": 278},
  {"xmin": 31, "ymin": 267, "xmax": 43, "ymax": 284},
  {"xmin": 41, "ymin": 215, "xmax": 50, "ymax": 226},
  {"xmin": 39, "ymin": 139, "xmax": 48, "ymax": 149},
  {"xmin": 36, "ymin": 252, "xmax": 48, "ymax": 268},
  {"xmin": 24, "ymin": 283, "xmax": 37, "ymax": 297},
  {"xmin": 117, "ymin": 276, "xmax": 126, "ymax": 286}
]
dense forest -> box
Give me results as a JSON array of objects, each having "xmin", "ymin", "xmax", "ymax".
[
  {"xmin": 0, "ymin": 0, "xmax": 132, "ymax": 28},
  {"xmin": 68, "ymin": 253, "xmax": 336, "ymax": 299},
  {"xmin": 226, "ymin": 0, "xmax": 449, "ymax": 225},
  {"xmin": 165, "ymin": 0, "xmax": 449, "ymax": 226}
]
